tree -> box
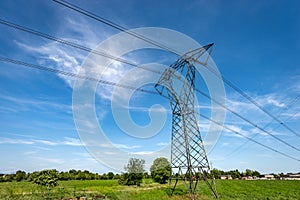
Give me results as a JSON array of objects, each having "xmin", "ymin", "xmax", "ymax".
[
  {"xmin": 3, "ymin": 174, "xmax": 14, "ymax": 182},
  {"xmin": 32, "ymin": 169, "xmax": 58, "ymax": 188},
  {"xmin": 68, "ymin": 169, "xmax": 77, "ymax": 180},
  {"xmin": 114, "ymin": 173, "xmax": 120, "ymax": 179},
  {"xmin": 107, "ymin": 172, "xmax": 114, "ymax": 180},
  {"xmin": 101, "ymin": 173, "xmax": 108, "ymax": 180},
  {"xmin": 77, "ymin": 171, "xmax": 86, "ymax": 180},
  {"xmin": 118, "ymin": 172, "xmax": 143, "ymax": 186},
  {"xmin": 211, "ymin": 168, "xmax": 222, "ymax": 179},
  {"xmin": 143, "ymin": 172, "xmax": 150, "ymax": 179},
  {"xmin": 125, "ymin": 158, "xmax": 145, "ymax": 173},
  {"xmin": 227, "ymin": 169, "xmax": 241, "ymax": 179},
  {"xmin": 15, "ymin": 170, "xmax": 26, "ymax": 182},
  {"xmin": 150, "ymin": 157, "xmax": 171, "ymax": 184},
  {"xmin": 245, "ymin": 169, "xmax": 253, "ymax": 177},
  {"xmin": 119, "ymin": 158, "xmax": 145, "ymax": 186},
  {"xmin": 252, "ymin": 170, "xmax": 260, "ymax": 177},
  {"xmin": 59, "ymin": 172, "xmax": 71, "ymax": 181}
]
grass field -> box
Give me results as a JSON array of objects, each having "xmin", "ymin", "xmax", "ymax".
[{"xmin": 0, "ymin": 179, "xmax": 299, "ymax": 200}]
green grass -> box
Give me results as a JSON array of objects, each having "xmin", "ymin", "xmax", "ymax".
[
  {"xmin": 214, "ymin": 180, "xmax": 300, "ymax": 200},
  {"xmin": 0, "ymin": 179, "xmax": 299, "ymax": 200}
]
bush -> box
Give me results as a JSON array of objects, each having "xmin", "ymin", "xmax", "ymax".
[
  {"xmin": 118, "ymin": 173, "xmax": 143, "ymax": 186},
  {"xmin": 32, "ymin": 169, "xmax": 58, "ymax": 188}
]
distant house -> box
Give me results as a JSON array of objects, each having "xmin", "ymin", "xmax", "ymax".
[
  {"xmin": 260, "ymin": 174, "xmax": 274, "ymax": 180},
  {"xmin": 220, "ymin": 175, "xmax": 232, "ymax": 180},
  {"xmin": 241, "ymin": 176, "xmax": 253, "ymax": 180},
  {"xmin": 283, "ymin": 174, "xmax": 300, "ymax": 180}
]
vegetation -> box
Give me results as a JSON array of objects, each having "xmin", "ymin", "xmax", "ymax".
[
  {"xmin": 118, "ymin": 172, "xmax": 143, "ymax": 186},
  {"xmin": 124, "ymin": 158, "xmax": 145, "ymax": 174},
  {"xmin": 30, "ymin": 169, "xmax": 58, "ymax": 188},
  {"xmin": 1, "ymin": 161, "xmax": 299, "ymax": 199},
  {"xmin": 0, "ymin": 179, "xmax": 299, "ymax": 200},
  {"xmin": 15, "ymin": 170, "xmax": 26, "ymax": 182},
  {"xmin": 211, "ymin": 168, "xmax": 260, "ymax": 179},
  {"xmin": 118, "ymin": 158, "xmax": 145, "ymax": 186},
  {"xmin": 150, "ymin": 157, "xmax": 172, "ymax": 184},
  {"xmin": 0, "ymin": 169, "xmax": 118, "ymax": 183}
]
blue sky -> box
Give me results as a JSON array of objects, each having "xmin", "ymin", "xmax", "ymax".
[{"xmin": 0, "ymin": 0, "xmax": 299, "ymax": 174}]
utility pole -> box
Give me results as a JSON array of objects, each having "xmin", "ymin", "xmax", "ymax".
[{"xmin": 155, "ymin": 43, "xmax": 218, "ymax": 199}]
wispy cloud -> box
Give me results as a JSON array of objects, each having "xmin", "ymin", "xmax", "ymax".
[
  {"xmin": 0, "ymin": 138, "xmax": 34, "ymax": 145},
  {"xmin": 33, "ymin": 157, "xmax": 65, "ymax": 164},
  {"xmin": 62, "ymin": 137, "xmax": 83, "ymax": 146},
  {"xmin": 224, "ymin": 91, "xmax": 300, "ymax": 128},
  {"xmin": 113, "ymin": 143, "xmax": 140, "ymax": 149},
  {"xmin": 15, "ymin": 40, "xmax": 83, "ymax": 88},
  {"xmin": 32, "ymin": 139, "xmax": 58, "ymax": 146},
  {"xmin": 226, "ymin": 92, "xmax": 287, "ymax": 114},
  {"xmin": 0, "ymin": 137, "xmax": 83, "ymax": 147},
  {"xmin": 0, "ymin": 94, "xmax": 71, "ymax": 112},
  {"xmin": 222, "ymin": 124, "xmax": 249, "ymax": 138},
  {"xmin": 13, "ymin": 16, "xmax": 107, "ymax": 89},
  {"xmin": 23, "ymin": 151, "xmax": 38, "ymax": 155},
  {"xmin": 157, "ymin": 142, "xmax": 169, "ymax": 146},
  {"xmin": 13, "ymin": 17, "xmax": 164, "ymax": 112},
  {"xmin": 132, "ymin": 151, "xmax": 153, "ymax": 155}
]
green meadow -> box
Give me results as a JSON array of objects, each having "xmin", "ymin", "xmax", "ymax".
[{"xmin": 0, "ymin": 179, "xmax": 299, "ymax": 200}]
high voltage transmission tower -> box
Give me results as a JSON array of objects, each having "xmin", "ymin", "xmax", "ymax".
[{"xmin": 155, "ymin": 43, "xmax": 218, "ymax": 199}]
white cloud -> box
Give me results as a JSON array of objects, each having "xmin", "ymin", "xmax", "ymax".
[
  {"xmin": 16, "ymin": 41, "xmax": 83, "ymax": 88},
  {"xmin": 256, "ymin": 94, "xmax": 285, "ymax": 108},
  {"xmin": 103, "ymin": 151, "xmax": 118, "ymax": 155},
  {"xmin": 221, "ymin": 142, "xmax": 230, "ymax": 147},
  {"xmin": 0, "ymin": 94, "xmax": 71, "ymax": 111},
  {"xmin": 23, "ymin": 151, "xmax": 38, "ymax": 155},
  {"xmin": 226, "ymin": 92, "xmax": 287, "ymax": 115},
  {"xmin": 0, "ymin": 137, "xmax": 83, "ymax": 147},
  {"xmin": 33, "ymin": 157, "xmax": 65, "ymax": 164},
  {"xmin": 0, "ymin": 138, "xmax": 34, "ymax": 145},
  {"xmin": 157, "ymin": 142, "xmax": 169, "ymax": 146},
  {"xmin": 33, "ymin": 139, "xmax": 57, "ymax": 146},
  {"xmin": 132, "ymin": 151, "xmax": 153, "ymax": 155},
  {"xmin": 13, "ymin": 16, "xmax": 108, "ymax": 90},
  {"xmin": 222, "ymin": 124, "xmax": 249, "ymax": 138},
  {"xmin": 62, "ymin": 137, "xmax": 83, "ymax": 146},
  {"xmin": 113, "ymin": 143, "xmax": 140, "ymax": 149}
]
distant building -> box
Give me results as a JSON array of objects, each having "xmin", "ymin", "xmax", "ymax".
[
  {"xmin": 282, "ymin": 174, "xmax": 300, "ymax": 180},
  {"xmin": 220, "ymin": 175, "xmax": 232, "ymax": 180},
  {"xmin": 260, "ymin": 174, "xmax": 274, "ymax": 180},
  {"xmin": 241, "ymin": 176, "xmax": 253, "ymax": 180}
]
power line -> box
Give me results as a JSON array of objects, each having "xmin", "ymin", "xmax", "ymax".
[
  {"xmin": 52, "ymin": 0, "xmax": 180, "ymax": 56},
  {"xmin": 222, "ymin": 95, "xmax": 300, "ymax": 160},
  {"xmin": 198, "ymin": 112, "xmax": 300, "ymax": 162},
  {"xmin": 0, "ymin": 19, "xmax": 300, "ymax": 151},
  {"xmin": 52, "ymin": 0, "xmax": 300, "ymax": 138},
  {"xmin": 1, "ymin": 18, "xmax": 298, "ymax": 151},
  {"xmin": 194, "ymin": 62, "xmax": 300, "ymax": 139},
  {"xmin": 0, "ymin": 19, "xmax": 161, "ymax": 75},
  {"xmin": 194, "ymin": 87, "xmax": 300, "ymax": 152},
  {"xmin": 0, "ymin": 57, "xmax": 299, "ymax": 162},
  {"xmin": 0, "ymin": 57, "xmax": 161, "ymax": 97}
]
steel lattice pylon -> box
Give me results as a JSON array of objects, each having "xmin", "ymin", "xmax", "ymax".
[{"xmin": 155, "ymin": 43, "xmax": 218, "ymax": 199}]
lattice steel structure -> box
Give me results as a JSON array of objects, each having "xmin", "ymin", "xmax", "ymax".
[{"xmin": 155, "ymin": 43, "xmax": 218, "ymax": 199}]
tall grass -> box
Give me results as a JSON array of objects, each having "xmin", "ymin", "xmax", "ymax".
[{"xmin": 0, "ymin": 179, "xmax": 299, "ymax": 199}]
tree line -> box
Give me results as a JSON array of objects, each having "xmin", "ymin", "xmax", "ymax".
[
  {"xmin": 1, "ymin": 157, "xmax": 287, "ymax": 188},
  {"xmin": 0, "ymin": 157, "xmax": 172, "ymax": 187},
  {"xmin": 0, "ymin": 169, "xmax": 119, "ymax": 183},
  {"xmin": 211, "ymin": 168, "xmax": 261, "ymax": 179}
]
